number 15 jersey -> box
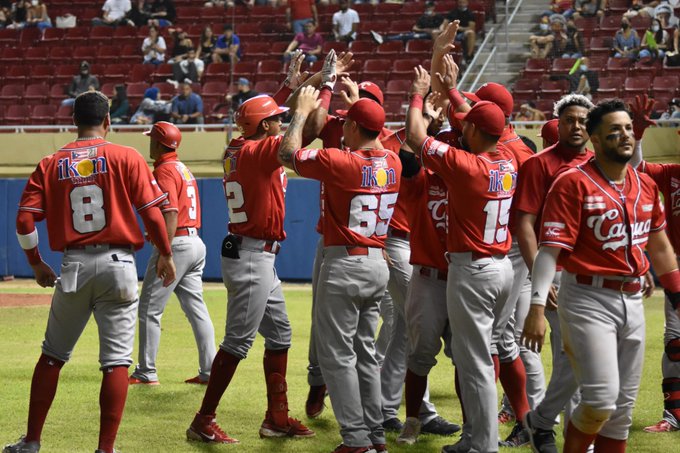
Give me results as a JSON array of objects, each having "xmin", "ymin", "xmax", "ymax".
[
  {"xmin": 293, "ymin": 147, "xmax": 402, "ymax": 248},
  {"xmin": 18, "ymin": 138, "xmax": 167, "ymax": 251}
]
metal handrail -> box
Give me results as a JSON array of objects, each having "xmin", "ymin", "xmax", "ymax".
[
  {"xmin": 470, "ymin": 46, "xmax": 498, "ymax": 92},
  {"xmin": 505, "ymin": 0, "xmax": 526, "ymax": 51},
  {"xmin": 459, "ymin": 27, "xmax": 496, "ymax": 90}
]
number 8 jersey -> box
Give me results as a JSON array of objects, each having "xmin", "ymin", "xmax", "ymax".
[
  {"xmin": 18, "ymin": 138, "xmax": 167, "ymax": 251},
  {"xmin": 293, "ymin": 147, "xmax": 401, "ymax": 248},
  {"xmin": 419, "ymin": 136, "xmax": 517, "ymax": 256}
]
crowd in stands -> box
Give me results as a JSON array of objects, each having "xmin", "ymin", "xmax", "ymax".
[{"xmin": 514, "ymin": 0, "xmax": 680, "ymax": 123}]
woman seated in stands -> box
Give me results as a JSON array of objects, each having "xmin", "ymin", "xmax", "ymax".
[
  {"xmin": 26, "ymin": 0, "xmax": 50, "ymax": 30},
  {"xmin": 612, "ymin": 17, "xmax": 641, "ymax": 59},
  {"xmin": 196, "ymin": 26, "xmax": 217, "ymax": 67},
  {"xmin": 640, "ymin": 18, "xmax": 671, "ymax": 60}
]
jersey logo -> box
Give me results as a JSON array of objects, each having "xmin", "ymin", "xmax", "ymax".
[
  {"xmin": 425, "ymin": 140, "xmax": 449, "ymax": 157},
  {"xmin": 672, "ymin": 187, "xmax": 680, "ymax": 217},
  {"xmin": 488, "ymin": 164, "xmax": 516, "ymax": 194},
  {"xmin": 57, "ymin": 149, "xmax": 107, "ymax": 182},
  {"xmin": 298, "ymin": 149, "xmax": 318, "ymax": 162},
  {"xmin": 427, "ymin": 198, "xmax": 448, "ymax": 231},
  {"xmin": 176, "ymin": 163, "xmax": 194, "ymax": 182},
  {"xmin": 586, "ymin": 208, "xmax": 651, "ymax": 251},
  {"xmin": 223, "ymin": 155, "xmax": 237, "ymax": 175},
  {"xmin": 360, "ymin": 161, "xmax": 397, "ymax": 191}
]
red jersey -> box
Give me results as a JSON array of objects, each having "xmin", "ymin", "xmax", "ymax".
[
  {"xmin": 153, "ymin": 152, "xmax": 201, "ymax": 230},
  {"xmin": 514, "ymin": 143, "xmax": 594, "ymax": 227},
  {"xmin": 381, "ymin": 128, "xmax": 410, "ymax": 234},
  {"xmin": 18, "ymin": 138, "xmax": 166, "ymax": 251},
  {"xmin": 540, "ymin": 159, "xmax": 665, "ymax": 276},
  {"xmin": 319, "ymin": 115, "xmax": 392, "ymax": 149},
  {"xmin": 401, "ymin": 168, "xmax": 448, "ymax": 272},
  {"xmin": 639, "ymin": 161, "xmax": 680, "ymax": 255},
  {"xmin": 223, "ymin": 136, "xmax": 287, "ymax": 241},
  {"xmin": 293, "ymin": 147, "xmax": 402, "ymax": 248},
  {"xmin": 289, "ymin": 0, "xmax": 314, "ymax": 19},
  {"xmin": 419, "ymin": 136, "xmax": 517, "ymax": 255},
  {"xmin": 500, "ymin": 124, "xmax": 533, "ymax": 168}
]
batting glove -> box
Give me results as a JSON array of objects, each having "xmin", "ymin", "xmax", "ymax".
[{"xmin": 321, "ymin": 49, "xmax": 337, "ymax": 90}]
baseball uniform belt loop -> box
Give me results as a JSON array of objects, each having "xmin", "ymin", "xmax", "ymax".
[
  {"xmin": 175, "ymin": 227, "xmax": 198, "ymax": 237},
  {"xmin": 387, "ymin": 227, "xmax": 410, "ymax": 240},
  {"xmin": 418, "ymin": 266, "xmax": 447, "ymax": 281},
  {"xmin": 231, "ymin": 235, "xmax": 281, "ymax": 255},
  {"xmin": 65, "ymin": 244, "xmax": 133, "ymax": 252},
  {"xmin": 575, "ymin": 274, "xmax": 642, "ymax": 294}
]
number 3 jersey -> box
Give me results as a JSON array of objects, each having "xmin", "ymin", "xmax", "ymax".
[
  {"xmin": 222, "ymin": 136, "xmax": 287, "ymax": 241},
  {"xmin": 18, "ymin": 138, "xmax": 167, "ymax": 251},
  {"xmin": 293, "ymin": 147, "xmax": 402, "ymax": 248},
  {"xmin": 419, "ymin": 136, "xmax": 517, "ymax": 256},
  {"xmin": 540, "ymin": 159, "xmax": 666, "ymax": 277},
  {"xmin": 153, "ymin": 152, "xmax": 201, "ymax": 229}
]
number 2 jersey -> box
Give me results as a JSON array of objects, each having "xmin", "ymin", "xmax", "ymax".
[
  {"xmin": 419, "ymin": 136, "xmax": 517, "ymax": 255},
  {"xmin": 540, "ymin": 159, "xmax": 665, "ymax": 276},
  {"xmin": 222, "ymin": 136, "xmax": 287, "ymax": 241},
  {"xmin": 18, "ymin": 138, "xmax": 167, "ymax": 251},
  {"xmin": 293, "ymin": 147, "xmax": 402, "ymax": 248},
  {"xmin": 153, "ymin": 152, "xmax": 201, "ymax": 229}
]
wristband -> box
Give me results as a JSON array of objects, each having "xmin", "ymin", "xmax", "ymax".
[
  {"xmin": 660, "ymin": 269, "xmax": 680, "ymax": 293},
  {"xmin": 447, "ymin": 88, "xmax": 466, "ymax": 109},
  {"xmin": 17, "ymin": 229, "xmax": 38, "ymax": 250},
  {"xmin": 318, "ymin": 86, "xmax": 332, "ymax": 111},
  {"xmin": 409, "ymin": 94, "xmax": 423, "ymax": 110}
]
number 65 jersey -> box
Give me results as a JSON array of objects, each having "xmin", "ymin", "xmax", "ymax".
[
  {"xmin": 419, "ymin": 136, "xmax": 517, "ymax": 255},
  {"xmin": 18, "ymin": 138, "xmax": 167, "ymax": 251},
  {"xmin": 293, "ymin": 147, "xmax": 401, "ymax": 248}
]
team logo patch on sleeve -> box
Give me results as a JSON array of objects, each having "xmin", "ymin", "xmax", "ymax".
[
  {"xmin": 425, "ymin": 140, "xmax": 448, "ymax": 157},
  {"xmin": 543, "ymin": 221, "xmax": 565, "ymax": 238},
  {"xmin": 298, "ymin": 149, "xmax": 319, "ymax": 162}
]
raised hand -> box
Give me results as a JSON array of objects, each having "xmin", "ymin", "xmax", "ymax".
[
  {"xmin": 629, "ymin": 94, "xmax": 656, "ymax": 140},
  {"xmin": 436, "ymin": 53, "xmax": 459, "ymax": 91},
  {"xmin": 335, "ymin": 51, "xmax": 355, "ymax": 78},
  {"xmin": 284, "ymin": 49, "xmax": 306, "ymax": 89},
  {"xmin": 433, "ymin": 20, "xmax": 459, "ymax": 55},
  {"xmin": 410, "ymin": 65, "xmax": 431, "ymax": 98},
  {"xmin": 339, "ymin": 76, "xmax": 360, "ymax": 107},
  {"xmin": 424, "ymin": 91, "xmax": 443, "ymax": 120},
  {"xmin": 321, "ymin": 49, "xmax": 337, "ymax": 90},
  {"xmin": 295, "ymin": 85, "xmax": 321, "ymax": 115}
]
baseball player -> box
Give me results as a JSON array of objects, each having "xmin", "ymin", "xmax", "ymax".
[
  {"xmin": 280, "ymin": 85, "xmax": 401, "ymax": 453},
  {"xmin": 521, "ymin": 98, "xmax": 680, "ymax": 453},
  {"xmin": 186, "ymin": 94, "xmax": 314, "ymax": 444},
  {"xmin": 396, "ymin": 97, "xmax": 462, "ymax": 445},
  {"xmin": 406, "ymin": 65, "xmax": 516, "ymax": 453},
  {"xmin": 129, "ymin": 122, "xmax": 216, "ymax": 386},
  {"xmin": 433, "ymin": 36, "xmax": 533, "ymax": 445},
  {"xmin": 3, "ymin": 91, "xmax": 176, "ymax": 453},
  {"xmin": 538, "ymin": 119, "xmax": 559, "ymax": 149},
  {"xmin": 514, "ymin": 94, "xmax": 594, "ymax": 453},
  {"xmin": 627, "ymin": 95, "xmax": 680, "ymax": 434}
]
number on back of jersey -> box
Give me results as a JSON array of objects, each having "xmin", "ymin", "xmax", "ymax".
[{"xmin": 349, "ymin": 193, "xmax": 398, "ymax": 237}]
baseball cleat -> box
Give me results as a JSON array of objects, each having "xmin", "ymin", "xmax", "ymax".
[
  {"xmin": 525, "ymin": 411, "xmax": 558, "ymax": 453},
  {"xmin": 186, "ymin": 413, "xmax": 239, "ymax": 444},
  {"xmin": 305, "ymin": 384, "xmax": 327, "ymax": 418},
  {"xmin": 643, "ymin": 419, "xmax": 680, "ymax": 433},
  {"xmin": 184, "ymin": 375, "xmax": 208, "ymax": 385},
  {"xmin": 369, "ymin": 30, "xmax": 384, "ymax": 44},
  {"xmin": 498, "ymin": 408, "xmax": 516, "ymax": 425},
  {"xmin": 421, "ymin": 415, "xmax": 461, "ymax": 436},
  {"xmin": 382, "ymin": 417, "xmax": 404, "ymax": 432},
  {"xmin": 259, "ymin": 415, "xmax": 315, "ymax": 438},
  {"xmin": 331, "ymin": 445, "xmax": 376, "ymax": 453},
  {"xmin": 441, "ymin": 432, "xmax": 471, "ymax": 453},
  {"xmin": 499, "ymin": 421, "xmax": 530, "ymax": 447},
  {"xmin": 2, "ymin": 437, "xmax": 40, "ymax": 453},
  {"xmin": 396, "ymin": 417, "xmax": 421, "ymax": 445},
  {"xmin": 128, "ymin": 376, "xmax": 159, "ymax": 386}
]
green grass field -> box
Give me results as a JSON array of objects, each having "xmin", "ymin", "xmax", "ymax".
[{"xmin": 0, "ymin": 283, "xmax": 677, "ymax": 453}]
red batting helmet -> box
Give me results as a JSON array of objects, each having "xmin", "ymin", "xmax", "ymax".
[
  {"xmin": 143, "ymin": 121, "xmax": 182, "ymax": 149},
  {"xmin": 235, "ymin": 95, "xmax": 289, "ymax": 137},
  {"xmin": 358, "ymin": 81, "xmax": 384, "ymax": 106}
]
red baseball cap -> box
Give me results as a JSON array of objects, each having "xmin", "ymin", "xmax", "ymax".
[
  {"xmin": 463, "ymin": 82, "xmax": 514, "ymax": 118},
  {"xmin": 538, "ymin": 118, "xmax": 559, "ymax": 145},
  {"xmin": 453, "ymin": 101, "xmax": 506, "ymax": 136},
  {"xmin": 358, "ymin": 81, "xmax": 384, "ymax": 106},
  {"xmin": 336, "ymin": 98, "xmax": 385, "ymax": 132},
  {"xmin": 143, "ymin": 121, "xmax": 181, "ymax": 149}
]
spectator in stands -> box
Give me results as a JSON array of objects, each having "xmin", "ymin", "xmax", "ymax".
[
  {"xmin": 562, "ymin": 19, "xmax": 584, "ymax": 57},
  {"xmin": 640, "ymin": 18, "xmax": 671, "ymax": 60},
  {"xmin": 131, "ymin": 87, "xmax": 171, "ymax": 124},
  {"xmin": 332, "ymin": 0, "xmax": 359, "ymax": 43},
  {"xmin": 171, "ymin": 82, "xmax": 204, "ymax": 124},
  {"xmin": 542, "ymin": 0, "xmax": 574, "ymax": 18},
  {"xmin": 126, "ymin": 0, "xmax": 151, "ymax": 26},
  {"xmin": 284, "ymin": 21, "xmax": 323, "ymax": 63},
  {"xmin": 286, "ymin": 0, "xmax": 317, "ymax": 34},
  {"xmin": 229, "ymin": 78, "xmax": 258, "ymax": 109},
  {"xmin": 666, "ymin": 24, "xmax": 680, "ymax": 65},
  {"xmin": 570, "ymin": 57, "xmax": 599, "ymax": 98},
  {"xmin": 659, "ymin": 97, "xmax": 680, "ymax": 126},
  {"xmin": 613, "ymin": 17, "xmax": 641, "ymax": 59},
  {"xmin": 446, "ymin": 0, "xmax": 477, "ymax": 63},
  {"xmin": 212, "ymin": 24, "xmax": 240, "ymax": 64},
  {"xmin": 197, "ymin": 25, "xmax": 217, "ymax": 66},
  {"xmin": 529, "ymin": 16, "xmax": 554, "ymax": 58},
  {"xmin": 571, "ymin": 0, "xmax": 605, "ymax": 19},
  {"xmin": 547, "ymin": 15, "xmax": 569, "ymax": 58},
  {"xmin": 0, "ymin": 1, "xmax": 9, "ymax": 28},
  {"xmin": 370, "ymin": 1, "xmax": 445, "ymax": 44},
  {"xmin": 110, "ymin": 84, "xmax": 129, "ymax": 124},
  {"xmin": 170, "ymin": 48, "xmax": 205, "ymax": 83},
  {"xmin": 26, "ymin": 0, "xmax": 51, "ymax": 30},
  {"xmin": 142, "ymin": 24, "xmax": 167, "ymax": 64},
  {"xmin": 62, "ymin": 61, "xmax": 100, "ymax": 107},
  {"xmin": 623, "ymin": 0, "xmax": 647, "ymax": 20},
  {"xmin": 515, "ymin": 102, "xmax": 546, "ymax": 126},
  {"xmin": 93, "ymin": 0, "xmax": 132, "ymax": 27},
  {"xmin": 168, "ymin": 28, "xmax": 193, "ymax": 62},
  {"xmin": 149, "ymin": 0, "xmax": 175, "ymax": 26},
  {"xmin": 655, "ymin": 2, "xmax": 679, "ymax": 28},
  {"xmin": 6, "ymin": 0, "xmax": 28, "ymax": 29}
]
